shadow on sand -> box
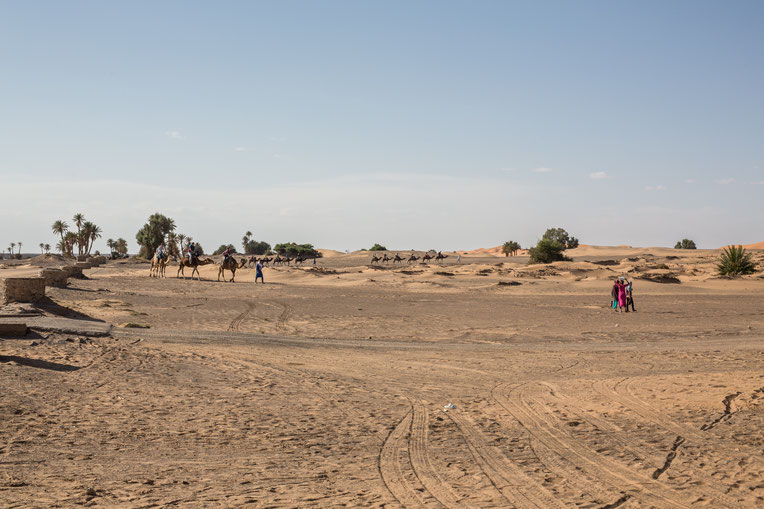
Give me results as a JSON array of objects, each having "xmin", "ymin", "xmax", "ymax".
[
  {"xmin": 35, "ymin": 297, "xmax": 105, "ymax": 323},
  {"xmin": 0, "ymin": 355, "xmax": 81, "ymax": 372}
]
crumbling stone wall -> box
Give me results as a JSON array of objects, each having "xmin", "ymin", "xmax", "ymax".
[
  {"xmin": 90, "ymin": 256, "xmax": 106, "ymax": 266},
  {"xmin": 61, "ymin": 266, "xmax": 84, "ymax": 279},
  {"xmin": 39, "ymin": 268, "xmax": 69, "ymax": 287},
  {"xmin": 0, "ymin": 277, "xmax": 46, "ymax": 304}
]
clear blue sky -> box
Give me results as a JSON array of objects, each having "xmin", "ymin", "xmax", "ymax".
[{"xmin": 1, "ymin": 1, "xmax": 762, "ymax": 253}]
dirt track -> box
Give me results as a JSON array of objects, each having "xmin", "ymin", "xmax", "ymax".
[{"xmin": 1, "ymin": 249, "xmax": 763, "ymax": 507}]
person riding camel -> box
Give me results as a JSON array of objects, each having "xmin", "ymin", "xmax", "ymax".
[
  {"xmin": 222, "ymin": 246, "xmax": 232, "ymax": 265},
  {"xmin": 187, "ymin": 242, "xmax": 196, "ymax": 264},
  {"xmin": 156, "ymin": 243, "xmax": 166, "ymax": 261}
]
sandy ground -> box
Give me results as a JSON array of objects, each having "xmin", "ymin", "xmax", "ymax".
[{"xmin": 1, "ymin": 247, "xmax": 763, "ymax": 507}]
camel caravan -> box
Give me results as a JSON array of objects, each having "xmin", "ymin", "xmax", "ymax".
[
  {"xmin": 369, "ymin": 251, "xmax": 450, "ymax": 266},
  {"xmin": 148, "ymin": 249, "xmax": 315, "ymax": 282}
]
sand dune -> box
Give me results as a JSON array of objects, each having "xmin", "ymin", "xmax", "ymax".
[{"xmin": 721, "ymin": 240, "xmax": 764, "ymax": 250}]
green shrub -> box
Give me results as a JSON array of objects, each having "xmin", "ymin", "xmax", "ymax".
[
  {"xmin": 528, "ymin": 239, "xmax": 570, "ymax": 264},
  {"xmin": 542, "ymin": 228, "xmax": 579, "ymax": 249},
  {"xmin": 674, "ymin": 239, "xmax": 697, "ymax": 249},
  {"xmin": 717, "ymin": 245, "xmax": 756, "ymax": 276},
  {"xmin": 369, "ymin": 243, "xmax": 387, "ymax": 251}
]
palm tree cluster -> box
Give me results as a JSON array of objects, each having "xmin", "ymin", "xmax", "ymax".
[
  {"xmin": 106, "ymin": 238, "xmax": 129, "ymax": 257},
  {"xmin": 51, "ymin": 213, "xmax": 103, "ymax": 257},
  {"xmin": 5, "ymin": 242, "xmax": 23, "ymax": 258},
  {"xmin": 502, "ymin": 240, "xmax": 521, "ymax": 257}
]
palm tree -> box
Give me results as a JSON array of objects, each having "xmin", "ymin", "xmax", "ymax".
[
  {"xmin": 176, "ymin": 234, "xmax": 186, "ymax": 254},
  {"xmin": 39, "ymin": 243, "xmax": 44, "ymax": 254},
  {"xmin": 72, "ymin": 213, "xmax": 85, "ymax": 254},
  {"xmin": 63, "ymin": 232, "xmax": 78, "ymax": 257},
  {"xmin": 242, "ymin": 230, "xmax": 253, "ymax": 251},
  {"xmin": 10, "ymin": 242, "xmax": 15, "ymax": 256},
  {"xmin": 52, "ymin": 220, "xmax": 68, "ymax": 243},
  {"xmin": 44, "ymin": 244, "xmax": 51, "ymax": 254},
  {"xmin": 17, "ymin": 242, "xmax": 22, "ymax": 255},
  {"xmin": 115, "ymin": 238, "xmax": 128, "ymax": 257},
  {"xmin": 80, "ymin": 221, "xmax": 101, "ymax": 255},
  {"xmin": 72, "ymin": 213, "xmax": 85, "ymax": 231},
  {"xmin": 90, "ymin": 224, "xmax": 102, "ymax": 255},
  {"xmin": 106, "ymin": 238, "xmax": 114, "ymax": 253}
]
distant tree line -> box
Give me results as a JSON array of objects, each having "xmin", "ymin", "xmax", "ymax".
[{"xmin": 274, "ymin": 242, "xmax": 321, "ymax": 258}]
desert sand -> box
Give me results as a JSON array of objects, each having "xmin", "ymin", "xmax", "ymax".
[{"xmin": 1, "ymin": 246, "xmax": 763, "ymax": 507}]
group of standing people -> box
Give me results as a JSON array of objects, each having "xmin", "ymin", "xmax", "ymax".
[{"xmin": 611, "ymin": 277, "xmax": 635, "ymax": 312}]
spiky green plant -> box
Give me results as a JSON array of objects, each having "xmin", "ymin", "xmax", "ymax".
[{"xmin": 717, "ymin": 245, "xmax": 756, "ymax": 276}]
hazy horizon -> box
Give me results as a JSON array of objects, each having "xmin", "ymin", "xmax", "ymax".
[{"xmin": 2, "ymin": 1, "xmax": 763, "ymax": 253}]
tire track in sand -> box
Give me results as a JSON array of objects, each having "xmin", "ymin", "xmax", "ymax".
[
  {"xmin": 409, "ymin": 400, "xmax": 463, "ymax": 508},
  {"xmin": 447, "ymin": 409, "xmax": 566, "ymax": 509},
  {"xmin": 227, "ymin": 301, "xmax": 255, "ymax": 332},
  {"xmin": 493, "ymin": 382, "xmax": 692, "ymax": 508},
  {"xmin": 378, "ymin": 409, "xmax": 429, "ymax": 508}
]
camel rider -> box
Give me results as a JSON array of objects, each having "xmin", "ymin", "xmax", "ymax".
[
  {"xmin": 156, "ymin": 243, "xmax": 166, "ymax": 261},
  {"xmin": 188, "ymin": 242, "xmax": 196, "ymax": 264},
  {"xmin": 222, "ymin": 246, "xmax": 232, "ymax": 265}
]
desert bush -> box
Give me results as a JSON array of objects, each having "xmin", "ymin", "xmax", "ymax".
[
  {"xmin": 369, "ymin": 243, "xmax": 387, "ymax": 251},
  {"xmin": 674, "ymin": 239, "xmax": 697, "ymax": 249},
  {"xmin": 717, "ymin": 245, "xmax": 756, "ymax": 276},
  {"xmin": 528, "ymin": 239, "xmax": 570, "ymax": 264},
  {"xmin": 542, "ymin": 228, "xmax": 579, "ymax": 249}
]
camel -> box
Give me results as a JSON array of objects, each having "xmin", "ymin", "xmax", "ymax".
[
  {"xmin": 150, "ymin": 254, "xmax": 174, "ymax": 278},
  {"xmin": 421, "ymin": 252, "xmax": 433, "ymax": 263},
  {"xmin": 370, "ymin": 254, "xmax": 381, "ymax": 264},
  {"xmin": 392, "ymin": 254, "xmax": 404, "ymax": 264},
  {"xmin": 381, "ymin": 254, "xmax": 392, "ymax": 264},
  {"xmin": 407, "ymin": 254, "xmax": 420, "ymax": 264},
  {"xmin": 218, "ymin": 256, "xmax": 246, "ymax": 282},
  {"xmin": 177, "ymin": 256, "xmax": 214, "ymax": 280},
  {"xmin": 294, "ymin": 255, "xmax": 307, "ymax": 266},
  {"xmin": 435, "ymin": 252, "xmax": 449, "ymax": 263}
]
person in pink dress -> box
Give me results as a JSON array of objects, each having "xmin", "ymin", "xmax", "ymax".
[{"xmin": 615, "ymin": 278, "xmax": 629, "ymax": 312}]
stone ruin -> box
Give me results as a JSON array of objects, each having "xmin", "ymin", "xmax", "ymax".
[
  {"xmin": 1, "ymin": 255, "xmax": 108, "ymax": 304},
  {"xmin": 0, "ymin": 277, "xmax": 46, "ymax": 305}
]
